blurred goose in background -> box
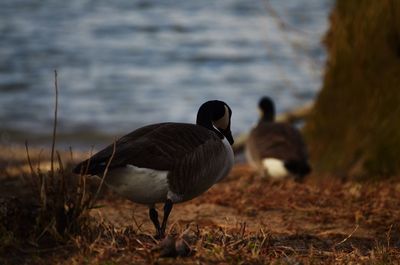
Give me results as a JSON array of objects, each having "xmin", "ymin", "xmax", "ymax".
[
  {"xmin": 74, "ymin": 100, "xmax": 234, "ymax": 238},
  {"xmin": 245, "ymin": 96, "xmax": 311, "ymax": 181}
]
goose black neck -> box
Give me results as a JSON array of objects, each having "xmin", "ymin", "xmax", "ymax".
[
  {"xmin": 260, "ymin": 112, "xmax": 275, "ymax": 123},
  {"xmin": 258, "ymin": 97, "xmax": 275, "ymax": 123}
]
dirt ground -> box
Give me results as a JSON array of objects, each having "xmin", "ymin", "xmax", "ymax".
[{"xmin": 1, "ymin": 145, "xmax": 400, "ymax": 264}]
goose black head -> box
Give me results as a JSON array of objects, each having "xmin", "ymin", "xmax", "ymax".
[
  {"xmin": 258, "ymin": 96, "xmax": 275, "ymax": 122},
  {"xmin": 196, "ymin": 100, "xmax": 234, "ymax": 145}
]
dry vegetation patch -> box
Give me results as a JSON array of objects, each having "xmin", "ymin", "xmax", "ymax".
[{"xmin": 1, "ymin": 149, "xmax": 400, "ymax": 264}]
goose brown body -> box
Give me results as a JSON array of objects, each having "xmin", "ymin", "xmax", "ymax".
[
  {"xmin": 246, "ymin": 122, "xmax": 309, "ymax": 176},
  {"xmin": 73, "ymin": 100, "xmax": 234, "ymax": 238},
  {"xmin": 76, "ymin": 122, "xmax": 233, "ymax": 203},
  {"xmin": 246, "ymin": 97, "xmax": 310, "ymax": 180}
]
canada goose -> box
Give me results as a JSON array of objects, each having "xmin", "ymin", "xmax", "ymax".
[
  {"xmin": 245, "ymin": 97, "xmax": 311, "ymax": 181},
  {"xmin": 74, "ymin": 100, "xmax": 234, "ymax": 238}
]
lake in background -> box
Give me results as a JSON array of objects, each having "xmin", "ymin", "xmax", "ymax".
[{"xmin": 0, "ymin": 0, "xmax": 334, "ymax": 149}]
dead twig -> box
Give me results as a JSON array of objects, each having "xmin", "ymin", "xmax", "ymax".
[
  {"xmin": 50, "ymin": 69, "xmax": 59, "ymax": 180},
  {"xmin": 386, "ymin": 224, "xmax": 393, "ymax": 248},
  {"xmin": 335, "ymin": 225, "xmax": 359, "ymax": 247},
  {"xmin": 25, "ymin": 140, "xmax": 36, "ymax": 177},
  {"xmin": 90, "ymin": 140, "xmax": 116, "ymax": 208}
]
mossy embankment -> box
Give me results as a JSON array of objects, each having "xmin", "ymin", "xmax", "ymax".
[{"xmin": 305, "ymin": 0, "xmax": 400, "ymax": 178}]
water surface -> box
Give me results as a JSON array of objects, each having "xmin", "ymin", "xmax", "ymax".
[{"xmin": 0, "ymin": 0, "xmax": 333, "ymax": 147}]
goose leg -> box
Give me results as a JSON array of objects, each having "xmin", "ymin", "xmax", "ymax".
[
  {"xmin": 160, "ymin": 199, "xmax": 173, "ymax": 237},
  {"xmin": 149, "ymin": 207, "xmax": 161, "ymax": 237}
]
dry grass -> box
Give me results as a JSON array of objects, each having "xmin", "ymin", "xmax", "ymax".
[{"xmin": 1, "ymin": 155, "xmax": 400, "ymax": 264}]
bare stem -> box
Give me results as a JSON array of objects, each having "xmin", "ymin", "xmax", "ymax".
[
  {"xmin": 25, "ymin": 140, "xmax": 36, "ymax": 177},
  {"xmin": 25, "ymin": 140, "xmax": 38, "ymax": 195},
  {"xmin": 50, "ymin": 69, "xmax": 59, "ymax": 178},
  {"xmin": 90, "ymin": 140, "xmax": 116, "ymax": 208},
  {"xmin": 335, "ymin": 224, "xmax": 359, "ymax": 246}
]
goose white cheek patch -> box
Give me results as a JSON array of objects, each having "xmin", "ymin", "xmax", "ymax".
[{"xmin": 213, "ymin": 105, "xmax": 230, "ymax": 130}]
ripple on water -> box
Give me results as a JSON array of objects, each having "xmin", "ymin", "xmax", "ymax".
[{"xmin": 0, "ymin": 0, "xmax": 334, "ymax": 145}]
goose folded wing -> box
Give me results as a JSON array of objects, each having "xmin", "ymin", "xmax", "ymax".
[{"xmin": 74, "ymin": 123, "xmax": 218, "ymax": 175}]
